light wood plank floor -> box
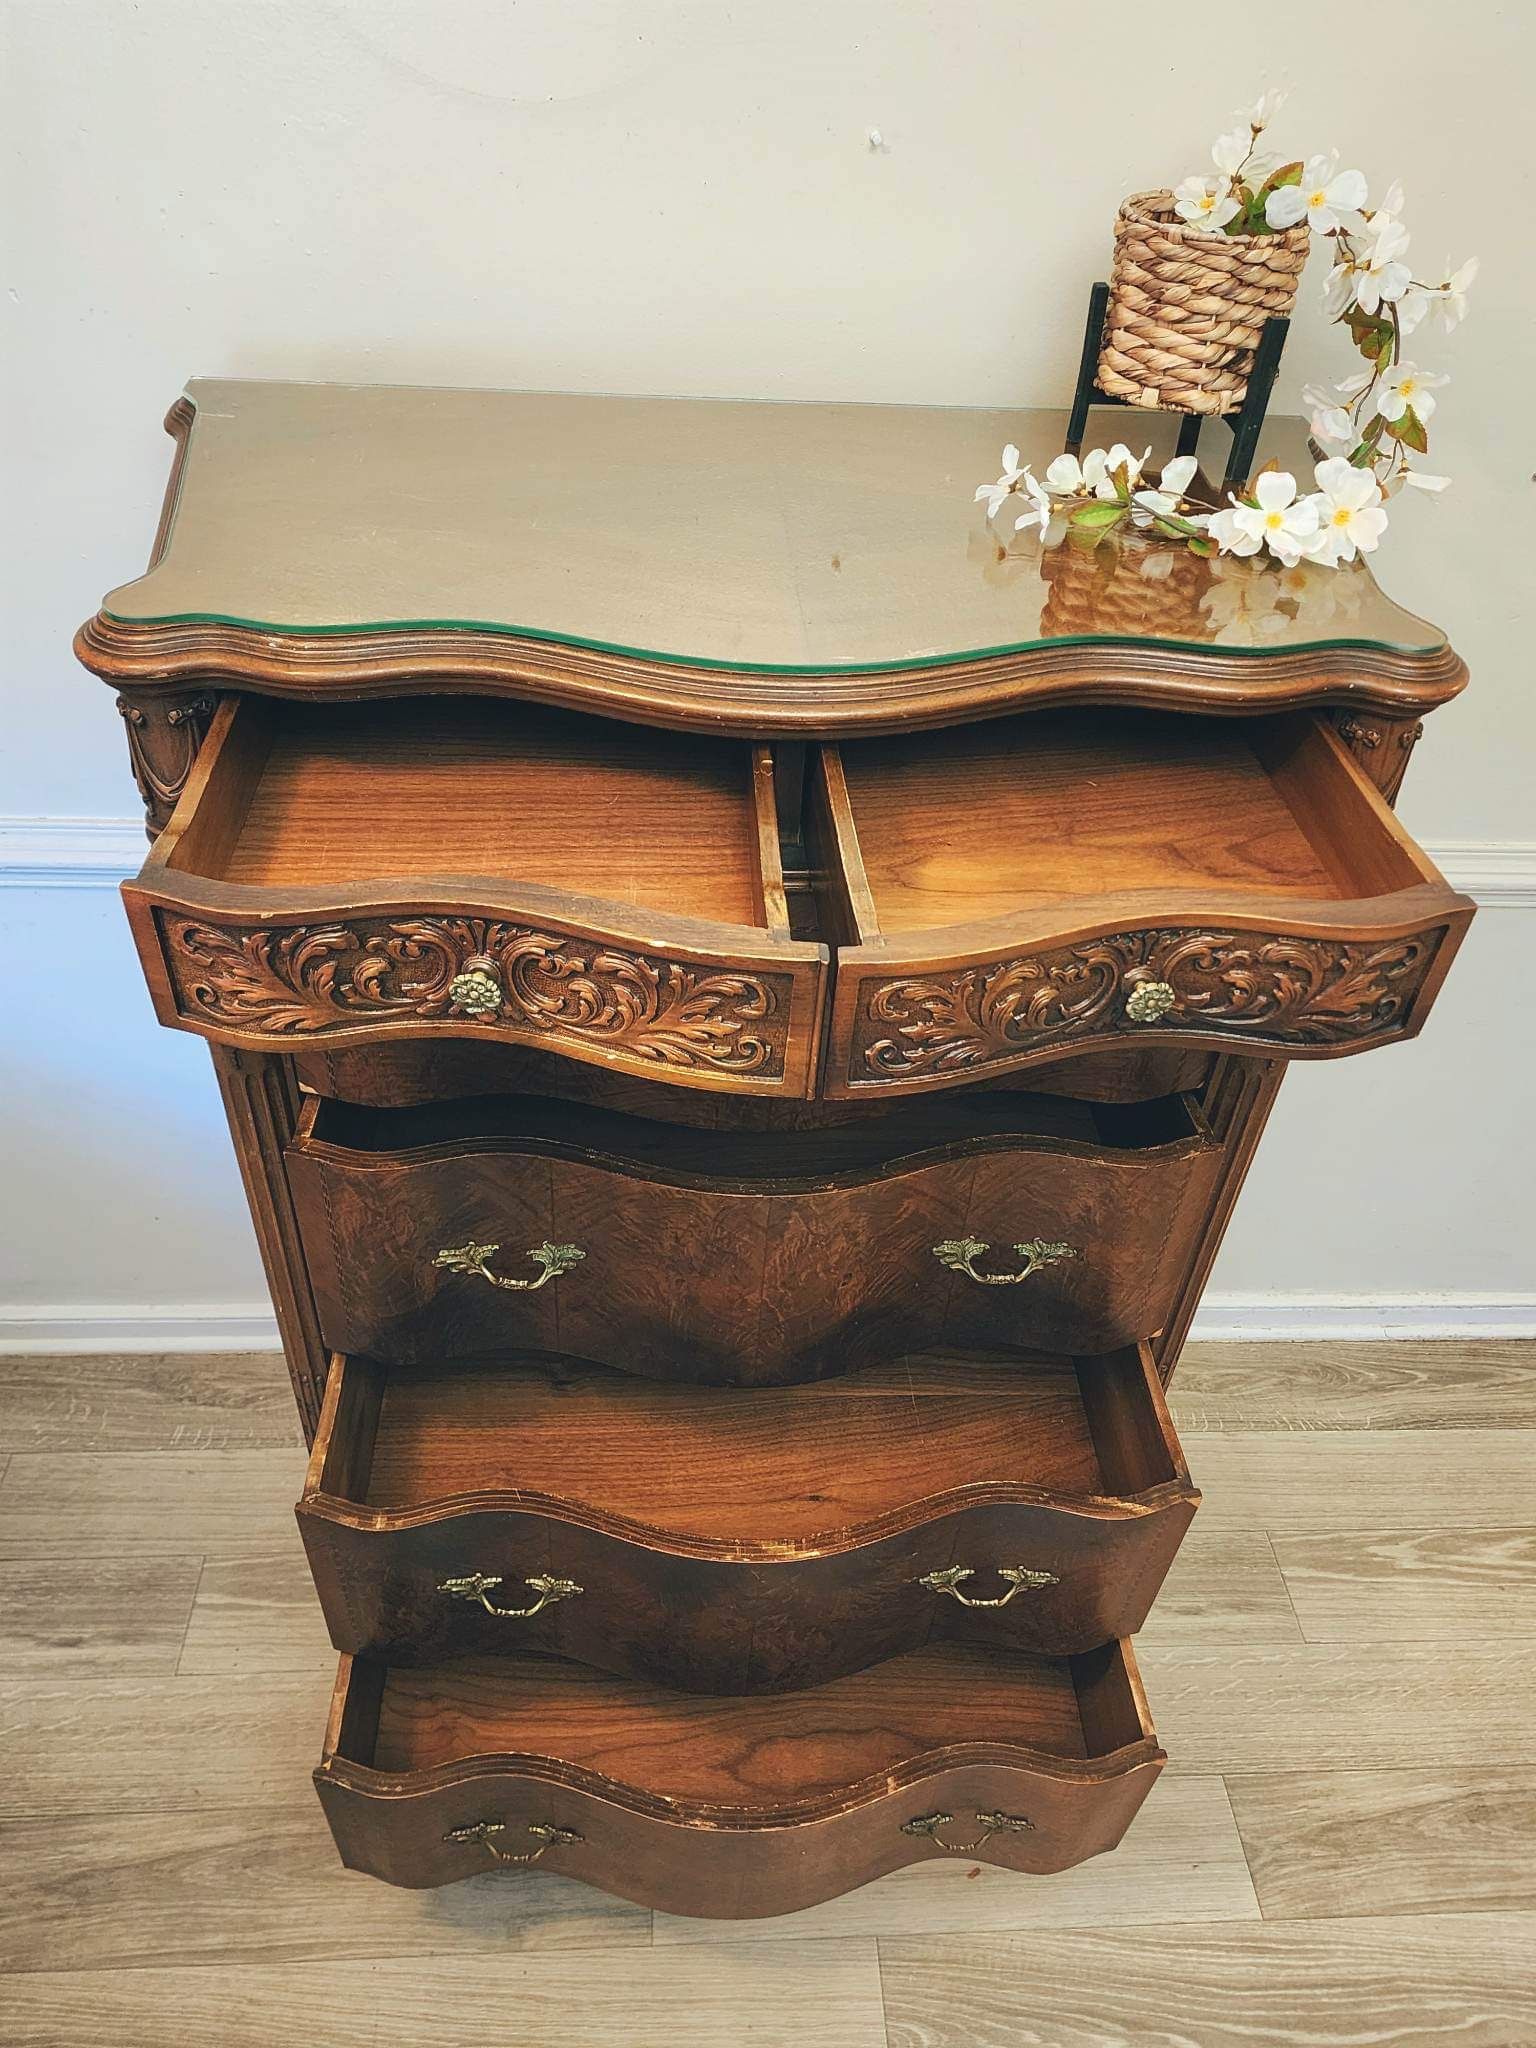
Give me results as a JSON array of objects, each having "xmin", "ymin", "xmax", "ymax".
[{"xmin": 1, "ymin": 1340, "xmax": 1533, "ymax": 2047}]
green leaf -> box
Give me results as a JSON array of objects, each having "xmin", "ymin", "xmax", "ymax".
[
  {"xmin": 1068, "ymin": 502, "xmax": 1127, "ymax": 529},
  {"xmin": 1388, "ymin": 406, "xmax": 1429, "ymax": 453},
  {"xmin": 1187, "ymin": 536, "xmax": 1216, "ymax": 557},
  {"xmin": 1259, "ymin": 160, "xmax": 1304, "ymax": 196}
]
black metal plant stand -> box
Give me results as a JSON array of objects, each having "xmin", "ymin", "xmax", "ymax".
[{"xmin": 1065, "ymin": 280, "xmax": 1290, "ymax": 497}]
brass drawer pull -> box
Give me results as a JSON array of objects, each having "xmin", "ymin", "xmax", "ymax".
[
  {"xmin": 902, "ymin": 1810, "xmax": 1035, "ymax": 1852},
  {"xmin": 1124, "ymin": 977, "xmax": 1178, "ymax": 1024},
  {"xmin": 918, "ymin": 1564, "xmax": 1059, "ymax": 1607},
  {"xmin": 932, "ymin": 1237, "xmax": 1078, "ymax": 1286},
  {"xmin": 447, "ymin": 954, "xmax": 504, "ymax": 1019},
  {"xmin": 445, "ymin": 1820, "xmax": 583, "ymax": 1865},
  {"xmin": 439, "ymin": 1570, "xmax": 583, "ymax": 1618},
  {"xmin": 433, "ymin": 1239, "xmax": 585, "ymax": 1292}
]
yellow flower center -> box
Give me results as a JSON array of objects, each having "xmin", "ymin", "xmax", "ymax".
[
  {"xmin": 1399, "ymin": 377, "xmax": 1417, "ymax": 398},
  {"xmin": 1308, "ymin": 188, "xmax": 1328, "ymax": 208},
  {"xmin": 1264, "ymin": 510, "xmax": 1286, "ymax": 530},
  {"xmin": 1332, "ymin": 506, "xmax": 1353, "ymax": 526}
]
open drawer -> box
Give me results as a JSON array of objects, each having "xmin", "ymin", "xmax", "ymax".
[
  {"xmin": 811, "ymin": 708, "xmax": 1474, "ymax": 1098},
  {"xmin": 122, "ymin": 696, "xmax": 827, "ymax": 1097},
  {"xmin": 298, "ymin": 1344, "xmax": 1197, "ymax": 1687},
  {"xmin": 286, "ymin": 1087, "xmax": 1225, "ymax": 1379},
  {"xmin": 315, "ymin": 1638, "xmax": 1163, "ymax": 1913}
]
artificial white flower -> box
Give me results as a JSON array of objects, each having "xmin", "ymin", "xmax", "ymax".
[
  {"xmin": 1353, "ymin": 214, "xmax": 1412, "ymax": 314},
  {"xmin": 1302, "ymin": 383, "xmax": 1356, "ymax": 451},
  {"xmin": 1042, "ymin": 448, "xmax": 1128, "ymax": 498},
  {"xmin": 1432, "ymin": 256, "xmax": 1478, "ymax": 330},
  {"xmin": 1321, "ymin": 260, "xmax": 1358, "ymax": 319},
  {"xmin": 1012, "ymin": 472, "xmax": 1055, "ymax": 538},
  {"xmin": 1265, "ymin": 153, "xmax": 1368, "ymax": 234},
  {"xmin": 1080, "ymin": 448, "xmax": 1112, "ymax": 492},
  {"xmin": 1214, "ymin": 470, "xmax": 1323, "ymax": 568},
  {"xmin": 1043, "ymin": 452, "xmax": 1088, "ymax": 494},
  {"xmin": 1174, "ymin": 174, "xmax": 1241, "ymax": 232},
  {"xmin": 1211, "ymin": 128, "xmax": 1251, "ymax": 178},
  {"xmin": 1309, "ymin": 457, "xmax": 1388, "ymax": 564},
  {"xmin": 1374, "ymin": 179, "xmax": 1405, "ymax": 219},
  {"xmin": 1095, "ymin": 443, "xmax": 1152, "ymax": 497},
  {"xmin": 1206, "ymin": 505, "xmax": 1262, "ymax": 557},
  {"xmin": 1402, "ymin": 469, "xmax": 1452, "ymax": 492},
  {"xmin": 1236, "ymin": 88, "xmax": 1287, "ymax": 132},
  {"xmin": 1378, "ymin": 362, "xmax": 1447, "ymax": 424},
  {"xmin": 975, "ymin": 444, "xmax": 1026, "ymax": 520},
  {"xmin": 1395, "ymin": 284, "xmax": 1432, "ymax": 335},
  {"xmin": 1132, "ymin": 452, "xmax": 1203, "ymax": 523}
]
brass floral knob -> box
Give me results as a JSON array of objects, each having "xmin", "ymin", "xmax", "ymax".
[
  {"xmin": 448, "ymin": 953, "xmax": 504, "ymax": 1018},
  {"xmin": 1124, "ymin": 978, "xmax": 1177, "ymax": 1024}
]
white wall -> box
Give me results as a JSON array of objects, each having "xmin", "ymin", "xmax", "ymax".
[{"xmin": 2, "ymin": 0, "xmax": 1531, "ymax": 1340}]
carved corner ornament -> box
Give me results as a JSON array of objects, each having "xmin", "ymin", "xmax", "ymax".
[
  {"xmin": 157, "ymin": 913, "xmax": 794, "ymax": 1082},
  {"xmin": 116, "ymin": 687, "xmax": 217, "ymax": 837},
  {"xmin": 847, "ymin": 924, "xmax": 1448, "ymax": 1085},
  {"xmin": 1332, "ymin": 708, "xmax": 1426, "ymax": 804}
]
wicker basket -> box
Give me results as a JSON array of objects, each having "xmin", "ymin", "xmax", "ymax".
[{"xmin": 1097, "ymin": 190, "xmax": 1309, "ymax": 417}]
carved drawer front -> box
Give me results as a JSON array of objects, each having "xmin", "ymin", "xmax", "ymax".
[
  {"xmin": 297, "ymin": 1346, "xmax": 1197, "ymax": 1689},
  {"xmin": 287, "ymin": 1090, "xmax": 1224, "ymax": 1381},
  {"xmin": 122, "ymin": 696, "xmax": 826, "ymax": 1098},
  {"xmin": 809, "ymin": 708, "xmax": 1474, "ymax": 1098},
  {"xmin": 315, "ymin": 1636, "xmax": 1162, "ymax": 1913}
]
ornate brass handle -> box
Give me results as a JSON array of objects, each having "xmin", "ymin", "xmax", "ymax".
[
  {"xmin": 439, "ymin": 1571, "xmax": 583, "ymax": 1618},
  {"xmin": 902, "ymin": 1810, "xmax": 1035, "ymax": 1852},
  {"xmin": 932, "ymin": 1237, "xmax": 1078, "ymax": 1286},
  {"xmin": 918, "ymin": 1564, "xmax": 1059, "ymax": 1607},
  {"xmin": 1124, "ymin": 977, "xmax": 1177, "ymax": 1024},
  {"xmin": 433, "ymin": 1240, "xmax": 585, "ymax": 1292},
  {"xmin": 444, "ymin": 1820, "xmax": 583, "ymax": 1865}
]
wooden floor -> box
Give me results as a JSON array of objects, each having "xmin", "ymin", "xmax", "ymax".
[{"xmin": 2, "ymin": 1340, "xmax": 1534, "ymax": 2047}]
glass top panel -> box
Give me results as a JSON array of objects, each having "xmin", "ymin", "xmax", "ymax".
[{"xmin": 103, "ymin": 380, "xmax": 1446, "ymax": 669}]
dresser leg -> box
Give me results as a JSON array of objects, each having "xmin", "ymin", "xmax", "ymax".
[
  {"xmin": 1151, "ymin": 1056, "xmax": 1284, "ymax": 1386},
  {"xmin": 209, "ymin": 1044, "xmax": 329, "ymax": 1442}
]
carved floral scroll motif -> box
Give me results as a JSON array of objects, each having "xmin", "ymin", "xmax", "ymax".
[
  {"xmin": 161, "ymin": 914, "xmax": 793, "ymax": 1079},
  {"xmin": 846, "ymin": 925, "xmax": 1446, "ymax": 1085}
]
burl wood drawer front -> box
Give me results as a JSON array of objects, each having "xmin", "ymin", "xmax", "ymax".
[
  {"xmin": 315, "ymin": 1639, "xmax": 1163, "ymax": 1914},
  {"xmin": 297, "ymin": 1348, "xmax": 1197, "ymax": 1687},
  {"xmin": 287, "ymin": 1091, "xmax": 1223, "ymax": 1379},
  {"xmin": 812, "ymin": 709, "xmax": 1474, "ymax": 1097},
  {"xmin": 122, "ymin": 696, "xmax": 826, "ymax": 1098}
]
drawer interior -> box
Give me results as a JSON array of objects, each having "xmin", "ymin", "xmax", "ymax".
[
  {"xmin": 293, "ymin": 1039, "xmax": 1215, "ymax": 1112},
  {"xmin": 162, "ymin": 696, "xmax": 789, "ymax": 933},
  {"xmin": 308, "ymin": 1346, "xmax": 1186, "ymax": 1544},
  {"xmin": 299, "ymin": 1084, "xmax": 1210, "ymax": 1187},
  {"xmin": 818, "ymin": 708, "xmax": 1441, "ymax": 937},
  {"xmin": 329, "ymin": 1639, "xmax": 1153, "ymax": 1794}
]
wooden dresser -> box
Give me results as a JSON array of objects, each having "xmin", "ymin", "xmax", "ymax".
[{"xmin": 79, "ymin": 381, "xmax": 1472, "ymax": 1919}]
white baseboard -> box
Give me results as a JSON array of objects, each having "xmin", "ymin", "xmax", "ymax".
[
  {"xmin": 0, "ymin": 1305, "xmax": 282, "ymax": 1353},
  {"xmin": 1187, "ymin": 1293, "xmax": 1536, "ymax": 1341},
  {"xmin": 2, "ymin": 818, "xmax": 1536, "ymax": 904},
  {"xmin": 1, "ymin": 1294, "xmax": 1533, "ymax": 1353}
]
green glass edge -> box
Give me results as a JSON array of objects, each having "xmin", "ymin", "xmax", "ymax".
[{"xmin": 100, "ymin": 606, "xmax": 1444, "ymax": 672}]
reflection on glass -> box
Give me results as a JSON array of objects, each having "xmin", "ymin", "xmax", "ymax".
[{"xmin": 1002, "ymin": 527, "xmax": 1376, "ymax": 649}]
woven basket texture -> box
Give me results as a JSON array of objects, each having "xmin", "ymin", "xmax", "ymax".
[{"xmin": 1098, "ymin": 189, "xmax": 1308, "ymax": 416}]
